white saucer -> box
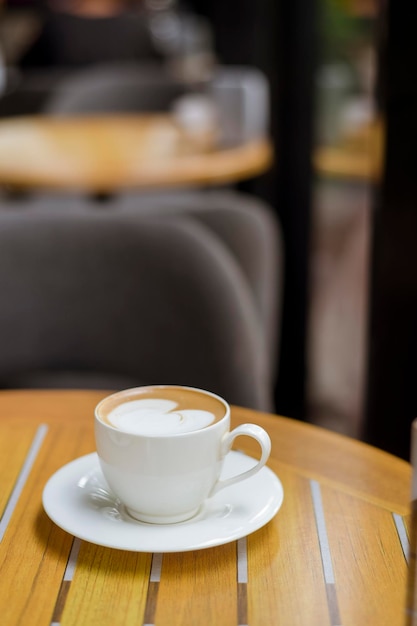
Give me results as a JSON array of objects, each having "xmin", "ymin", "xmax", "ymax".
[{"xmin": 42, "ymin": 451, "xmax": 283, "ymax": 553}]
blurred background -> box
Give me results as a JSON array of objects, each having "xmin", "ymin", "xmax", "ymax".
[{"xmin": 1, "ymin": 0, "xmax": 415, "ymax": 459}]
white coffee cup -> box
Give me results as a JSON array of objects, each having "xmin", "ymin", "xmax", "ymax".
[{"xmin": 94, "ymin": 385, "xmax": 271, "ymax": 524}]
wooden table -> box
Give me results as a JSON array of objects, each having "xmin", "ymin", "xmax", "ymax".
[
  {"xmin": 313, "ymin": 119, "xmax": 383, "ymax": 183},
  {"xmin": 0, "ymin": 389, "xmax": 411, "ymax": 625},
  {"xmin": 0, "ymin": 114, "xmax": 273, "ymax": 192}
]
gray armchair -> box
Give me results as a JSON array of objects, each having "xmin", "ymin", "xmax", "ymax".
[
  {"xmin": 0, "ymin": 210, "xmax": 275, "ymax": 410},
  {"xmin": 0, "ymin": 189, "xmax": 283, "ymax": 384},
  {"xmin": 43, "ymin": 62, "xmax": 187, "ymax": 115}
]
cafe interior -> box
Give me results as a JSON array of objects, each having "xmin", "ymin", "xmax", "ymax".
[{"xmin": 1, "ymin": 1, "xmax": 416, "ymax": 625}]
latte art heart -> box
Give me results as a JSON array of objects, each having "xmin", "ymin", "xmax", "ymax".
[{"xmin": 107, "ymin": 398, "xmax": 216, "ymax": 435}]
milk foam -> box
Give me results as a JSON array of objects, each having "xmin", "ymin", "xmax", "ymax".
[{"xmin": 107, "ymin": 398, "xmax": 216, "ymax": 435}]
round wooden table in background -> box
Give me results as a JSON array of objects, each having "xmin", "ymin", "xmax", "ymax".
[
  {"xmin": 0, "ymin": 114, "xmax": 273, "ymax": 192},
  {"xmin": 313, "ymin": 118, "xmax": 383, "ymax": 183},
  {"xmin": 0, "ymin": 389, "xmax": 411, "ymax": 626}
]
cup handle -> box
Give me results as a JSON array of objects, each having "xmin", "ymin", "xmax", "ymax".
[{"xmin": 210, "ymin": 423, "xmax": 271, "ymax": 496}]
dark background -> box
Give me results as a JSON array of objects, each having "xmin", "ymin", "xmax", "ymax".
[
  {"xmin": 363, "ymin": 0, "xmax": 417, "ymax": 459},
  {"xmin": 193, "ymin": 0, "xmax": 417, "ymax": 460}
]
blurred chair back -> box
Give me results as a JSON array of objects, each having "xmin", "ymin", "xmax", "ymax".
[
  {"xmin": 0, "ymin": 211, "xmax": 273, "ymax": 410},
  {"xmin": 43, "ymin": 62, "xmax": 187, "ymax": 114},
  {"xmin": 110, "ymin": 189, "xmax": 282, "ymax": 377},
  {"xmin": 1, "ymin": 189, "xmax": 283, "ymax": 383}
]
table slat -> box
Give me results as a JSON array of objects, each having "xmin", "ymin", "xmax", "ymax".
[
  {"xmin": 156, "ymin": 545, "xmax": 238, "ymax": 626},
  {"xmin": 61, "ymin": 543, "xmax": 152, "ymax": 626},
  {"xmin": 322, "ymin": 485, "xmax": 408, "ymax": 625},
  {"xmin": 0, "ymin": 424, "xmax": 93, "ymax": 625},
  {"xmin": 247, "ymin": 467, "xmax": 331, "ymax": 625},
  {"xmin": 0, "ymin": 424, "xmax": 40, "ymax": 515}
]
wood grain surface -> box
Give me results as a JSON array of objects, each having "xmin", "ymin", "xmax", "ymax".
[{"xmin": 0, "ymin": 390, "xmax": 411, "ymax": 625}]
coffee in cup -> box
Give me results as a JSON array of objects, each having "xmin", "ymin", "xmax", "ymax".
[
  {"xmin": 95, "ymin": 385, "xmax": 271, "ymax": 524},
  {"xmin": 98, "ymin": 385, "xmax": 225, "ymax": 435}
]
